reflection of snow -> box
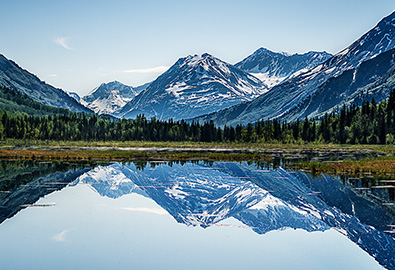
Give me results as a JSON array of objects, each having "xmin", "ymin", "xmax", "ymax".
[{"xmin": 120, "ymin": 207, "xmax": 167, "ymax": 215}]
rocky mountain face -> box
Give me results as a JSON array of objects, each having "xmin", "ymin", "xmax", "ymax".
[
  {"xmin": 81, "ymin": 81, "xmax": 148, "ymax": 115},
  {"xmin": 116, "ymin": 53, "xmax": 267, "ymax": 120},
  {"xmin": 235, "ymin": 48, "xmax": 332, "ymax": 88},
  {"xmin": 194, "ymin": 11, "xmax": 395, "ymax": 126},
  {"xmin": 284, "ymin": 47, "xmax": 395, "ymax": 121},
  {"xmin": 0, "ymin": 54, "xmax": 91, "ymax": 113},
  {"xmin": 84, "ymin": 49, "xmax": 332, "ymax": 119}
]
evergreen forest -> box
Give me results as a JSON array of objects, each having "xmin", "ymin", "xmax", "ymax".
[{"xmin": 1, "ymin": 85, "xmax": 395, "ymax": 145}]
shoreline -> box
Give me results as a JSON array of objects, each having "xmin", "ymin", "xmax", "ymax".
[{"xmin": 0, "ymin": 142, "xmax": 393, "ymax": 176}]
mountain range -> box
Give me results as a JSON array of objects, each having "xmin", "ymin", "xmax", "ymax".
[
  {"xmin": 194, "ymin": 11, "xmax": 395, "ymax": 126},
  {"xmin": 84, "ymin": 49, "xmax": 332, "ymax": 120},
  {"xmin": 0, "ymin": 11, "xmax": 394, "ymax": 127}
]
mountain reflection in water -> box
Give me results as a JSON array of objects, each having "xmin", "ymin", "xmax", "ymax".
[
  {"xmin": 0, "ymin": 161, "xmax": 394, "ymax": 269},
  {"xmin": 72, "ymin": 161, "xmax": 395, "ymax": 269}
]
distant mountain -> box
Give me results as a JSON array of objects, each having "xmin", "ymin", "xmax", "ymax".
[
  {"xmin": 0, "ymin": 54, "xmax": 91, "ymax": 113},
  {"xmin": 81, "ymin": 81, "xmax": 149, "ymax": 115},
  {"xmin": 235, "ymin": 48, "xmax": 332, "ymax": 88},
  {"xmin": 133, "ymin": 81, "xmax": 151, "ymax": 94},
  {"xmin": 195, "ymin": 11, "xmax": 395, "ymax": 126},
  {"xmin": 116, "ymin": 53, "xmax": 267, "ymax": 120}
]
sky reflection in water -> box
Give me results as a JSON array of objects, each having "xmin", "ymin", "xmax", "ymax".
[{"xmin": 0, "ymin": 161, "xmax": 392, "ymax": 270}]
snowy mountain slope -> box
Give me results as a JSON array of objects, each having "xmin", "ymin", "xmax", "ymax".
[
  {"xmin": 82, "ymin": 81, "xmax": 148, "ymax": 115},
  {"xmin": 0, "ymin": 54, "xmax": 92, "ymax": 113},
  {"xmin": 235, "ymin": 48, "xmax": 332, "ymax": 88},
  {"xmin": 283, "ymin": 47, "xmax": 395, "ymax": 121},
  {"xmin": 194, "ymin": 11, "xmax": 395, "ymax": 126},
  {"xmin": 117, "ymin": 53, "xmax": 267, "ymax": 120}
]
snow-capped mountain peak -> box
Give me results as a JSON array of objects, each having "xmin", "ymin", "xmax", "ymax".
[
  {"xmin": 87, "ymin": 80, "xmax": 136, "ymax": 98},
  {"xmin": 116, "ymin": 53, "xmax": 267, "ymax": 120},
  {"xmin": 182, "ymin": 53, "xmax": 233, "ymax": 76},
  {"xmin": 82, "ymin": 80, "xmax": 148, "ymax": 115}
]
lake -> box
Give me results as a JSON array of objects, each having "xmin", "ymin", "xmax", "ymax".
[{"xmin": 0, "ymin": 160, "xmax": 394, "ymax": 269}]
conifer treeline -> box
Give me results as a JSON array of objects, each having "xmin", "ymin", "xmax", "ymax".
[{"xmin": 1, "ymin": 89, "xmax": 395, "ymax": 144}]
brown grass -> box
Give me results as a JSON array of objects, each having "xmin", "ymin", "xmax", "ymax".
[
  {"xmin": 289, "ymin": 156, "xmax": 395, "ymax": 176},
  {"xmin": 0, "ymin": 149, "xmax": 270, "ymax": 162}
]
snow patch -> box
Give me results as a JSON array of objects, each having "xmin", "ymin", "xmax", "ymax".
[{"xmin": 251, "ymin": 72, "xmax": 286, "ymax": 88}]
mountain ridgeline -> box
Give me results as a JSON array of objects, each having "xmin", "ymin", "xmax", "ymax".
[
  {"xmin": 84, "ymin": 50, "xmax": 331, "ymax": 120},
  {"xmin": 194, "ymin": 11, "xmax": 395, "ymax": 126},
  {"xmin": 0, "ymin": 54, "xmax": 91, "ymax": 114},
  {"xmin": 284, "ymin": 47, "xmax": 395, "ymax": 121}
]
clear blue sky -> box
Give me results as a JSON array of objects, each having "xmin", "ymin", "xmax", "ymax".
[{"xmin": 0, "ymin": 0, "xmax": 394, "ymax": 96}]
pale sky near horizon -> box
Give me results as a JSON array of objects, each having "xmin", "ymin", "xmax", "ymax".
[{"xmin": 0, "ymin": 1, "xmax": 394, "ymax": 96}]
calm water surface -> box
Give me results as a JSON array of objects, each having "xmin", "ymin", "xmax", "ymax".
[{"xmin": 0, "ymin": 161, "xmax": 394, "ymax": 269}]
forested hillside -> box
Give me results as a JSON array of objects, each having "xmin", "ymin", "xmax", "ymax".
[{"xmin": 0, "ymin": 85, "xmax": 71, "ymax": 116}]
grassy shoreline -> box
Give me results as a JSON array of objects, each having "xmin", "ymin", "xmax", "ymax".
[
  {"xmin": 289, "ymin": 155, "xmax": 395, "ymax": 176},
  {"xmin": 0, "ymin": 148, "xmax": 271, "ymax": 162},
  {"xmin": 1, "ymin": 139, "xmax": 395, "ymax": 175},
  {"xmin": 1, "ymin": 139, "xmax": 395, "ymax": 152}
]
